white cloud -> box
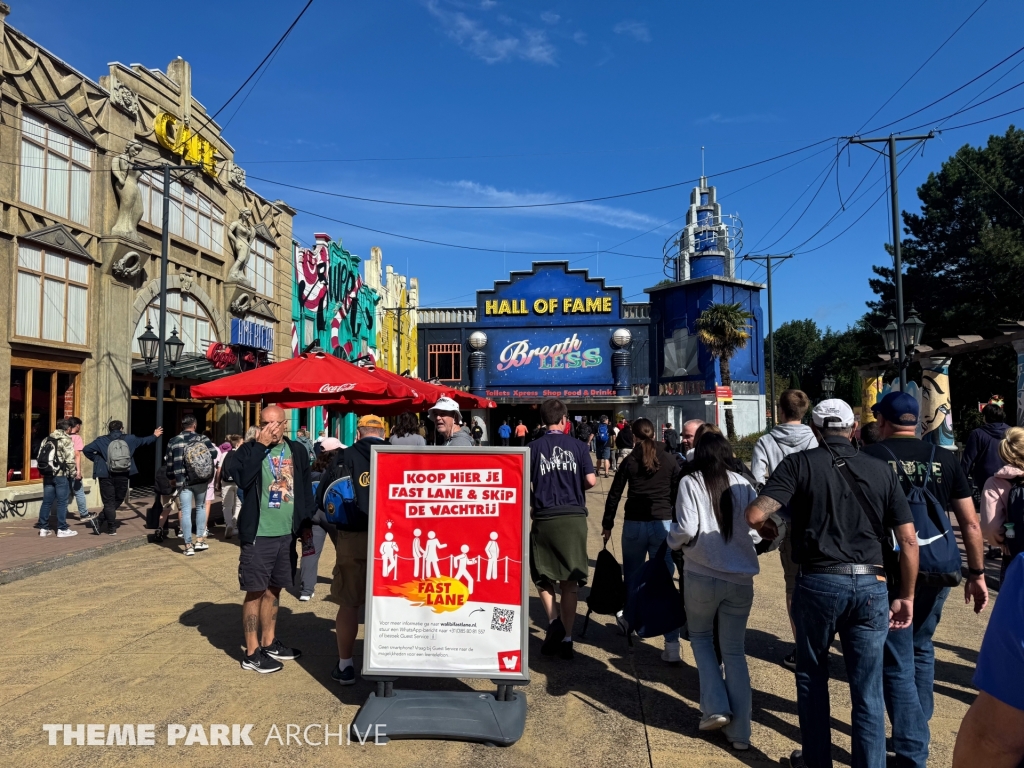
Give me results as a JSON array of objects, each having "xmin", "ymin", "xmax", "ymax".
[
  {"xmin": 694, "ymin": 112, "xmax": 782, "ymax": 125},
  {"xmin": 425, "ymin": 0, "xmax": 556, "ymax": 65},
  {"xmin": 540, "ymin": 11, "xmax": 560, "ymax": 24},
  {"xmin": 573, "ymin": 30, "xmax": 587, "ymax": 45},
  {"xmin": 440, "ymin": 180, "xmax": 666, "ymax": 231},
  {"xmin": 480, "ymin": 0, "xmax": 496, "ymax": 7},
  {"xmin": 613, "ymin": 20, "xmax": 651, "ymax": 43}
]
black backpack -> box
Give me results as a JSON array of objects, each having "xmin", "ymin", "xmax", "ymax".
[
  {"xmin": 220, "ymin": 448, "xmax": 239, "ymax": 484},
  {"xmin": 581, "ymin": 543, "xmax": 626, "ymax": 637},
  {"xmin": 622, "ymin": 539, "xmax": 686, "ymax": 639},
  {"xmin": 1005, "ymin": 477, "xmax": 1024, "ymax": 557},
  {"xmin": 36, "ymin": 436, "xmax": 60, "ymax": 477}
]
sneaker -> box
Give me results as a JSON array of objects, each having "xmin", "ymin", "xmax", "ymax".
[
  {"xmin": 615, "ymin": 612, "xmax": 630, "ymax": 636},
  {"xmin": 332, "ymin": 663, "xmax": 356, "ymax": 685},
  {"xmin": 558, "ymin": 639, "xmax": 575, "ymax": 660},
  {"xmin": 262, "ymin": 638, "xmax": 302, "ymax": 661},
  {"xmin": 38, "ymin": 528, "xmax": 53, "ymax": 537},
  {"xmin": 699, "ymin": 714, "xmax": 731, "ymax": 731},
  {"xmin": 194, "ymin": 538, "xmax": 209, "ymax": 551},
  {"xmin": 731, "ymin": 741, "xmax": 749, "ymax": 751},
  {"xmin": 661, "ymin": 640, "xmax": 682, "ymax": 664},
  {"xmin": 790, "ymin": 749, "xmax": 808, "ymax": 768},
  {"xmin": 224, "ymin": 529, "xmax": 234, "ymax": 540},
  {"xmin": 241, "ymin": 648, "xmax": 283, "ymax": 674},
  {"xmin": 184, "ymin": 545, "xmax": 195, "ymax": 556},
  {"xmin": 783, "ymin": 650, "xmax": 797, "ymax": 671},
  {"xmin": 106, "ymin": 528, "xmax": 117, "ymax": 536},
  {"xmin": 299, "ymin": 593, "xmax": 313, "ymax": 602},
  {"xmin": 541, "ymin": 618, "xmax": 566, "ymax": 656},
  {"xmin": 56, "ymin": 528, "xmax": 79, "ymax": 538},
  {"xmin": 79, "ymin": 512, "xmax": 94, "ymax": 521}
]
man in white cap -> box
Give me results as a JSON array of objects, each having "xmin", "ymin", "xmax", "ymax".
[
  {"xmin": 745, "ymin": 398, "xmax": 920, "ymax": 768},
  {"xmin": 428, "ymin": 397, "xmax": 475, "ymax": 447}
]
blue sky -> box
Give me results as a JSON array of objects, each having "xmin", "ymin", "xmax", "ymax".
[{"xmin": 17, "ymin": 0, "xmax": 1024, "ymax": 331}]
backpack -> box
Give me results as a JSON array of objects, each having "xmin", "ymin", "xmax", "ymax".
[
  {"xmin": 106, "ymin": 437, "xmax": 132, "ymax": 474},
  {"xmin": 577, "ymin": 423, "xmax": 592, "ymax": 442},
  {"xmin": 220, "ymin": 449, "xmax": 239, "ymax": 484},
  {"xmin": 880, "ymin": 444, "xmax": 963, "ymax": 587},
  {"xmin": 581, "ymin": 543, "xmax": 626, "ymax": 637},
  {"xmin": 596, "ymin": 423, "xmax": 609, "ymax": 443},
  {"xmin": 317, "ymin": 455, "xmax": 366, "ymax": 531},
  {"xmin": 182, "ymin": 435, "xmax": 214, "ymax": 484},
  {"xmin": 622, "ymin": 539, "xmax": 686, "ymax": 639},
  {"xmin": 36, "ymin": 436, "xmax": 60, "ymax": 477},
  {"xmin": 1004, "ymin": 477, "xmax": 1024, "ymax": 557}
]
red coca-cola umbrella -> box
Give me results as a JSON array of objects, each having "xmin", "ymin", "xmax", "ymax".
[{"xmin": 190, "ymin": 351, "xmax": 409, "ymax": 402}]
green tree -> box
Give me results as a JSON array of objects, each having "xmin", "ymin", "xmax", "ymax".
[
  {"xmin": 869, "ymin": 127, "xmax": 1023, "ymax": 417},
  {"xmin": 771, "ymin": 319, "xmax": 823, "ymax": 382},
  {"xmin": 696, "ymin": 302, "xmax": 754, "ymax": 439}
]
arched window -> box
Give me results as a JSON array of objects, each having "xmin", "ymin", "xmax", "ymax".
[{"xmin": 133, "ymin": 290, "xmax": 219, "ymax": 357}]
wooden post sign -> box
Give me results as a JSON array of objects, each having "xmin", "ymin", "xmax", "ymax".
[{"xmin": 362, "ymin": 446, "xmax": 531, "ymax": 679}]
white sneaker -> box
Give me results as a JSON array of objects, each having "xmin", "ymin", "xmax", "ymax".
[
  {"xmin": 56, "ymin": 528, "xmax": 79, "ymax": 538},
  {"xmin": 299, "ymin": 593, "xmax": 313, "ymax": 602},
  {"xmin": 38, "ymin": 528, "xmax": 53, "ymax": 537},
  {"xmin": 699, "ymin": 714, "xmax": 731, "ymax": 731},
  {"xmin": 661, "ymin": 640, "xmax": 682, "ymax": 663},
  {"xmin": 184, "ymin": 545, "xmax": 195, "ymax": 556}
]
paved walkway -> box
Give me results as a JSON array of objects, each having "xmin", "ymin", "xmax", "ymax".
[{"xmin": 0, "ymin": 475, "xmax": 993, "ymax": 767}]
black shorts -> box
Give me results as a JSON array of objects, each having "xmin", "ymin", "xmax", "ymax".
[{"xmin": 238, "ymin": 535, "xmax": 296, "ymax": 592}]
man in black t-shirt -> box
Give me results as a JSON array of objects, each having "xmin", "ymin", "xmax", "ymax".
[
  {"xmin": 529, "ymin": 399, "xmax": 596, "ymax": 661},
  {"xmin": 746, "ymin": 399, "xmax": 919, "ymax": 768},
  {"xmin": 863, "ymin": 391, "xmax": 989, "ymax": 768}
]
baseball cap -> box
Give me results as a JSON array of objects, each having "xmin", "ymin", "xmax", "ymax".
[
  {"xmin": 320, "ymin": 437, "xmax": 343, "ymax": 451},
  {"xmin": 357, "ymin": 414, "xmax": 385, "ymax": 429},
  {"xmin": 427, "ymin": 396, "xmax": 463, "ymax": 424},
  {"xmin": 811, "ymin": 399, "xmax": 856, "ymax": 429},
  {"xmin": 871, "ymin": 391, "xmax": 919, "ymax": 426}
]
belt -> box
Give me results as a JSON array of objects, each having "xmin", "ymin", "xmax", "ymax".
[{"xmin": 800, "ymin": 564, "xmax": 886, "ymax": 577}]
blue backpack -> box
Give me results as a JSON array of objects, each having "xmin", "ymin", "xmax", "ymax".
[
  {"xmin": 320, "ymin": 474, "xmax": 359, "ymax": 527},
  {"xmin": 596, "ymin": 423, "xmax": 610, "ymax": 443},
  {"xmin": 880, "ymin": 444, "xmax": 963, "ymax": 587}
]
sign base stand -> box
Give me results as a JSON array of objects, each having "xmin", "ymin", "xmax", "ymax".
[{"xmin": 353, "ymin": 679, "xmax": 527, "ymax": 746}]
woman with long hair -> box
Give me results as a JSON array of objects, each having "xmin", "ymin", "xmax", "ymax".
[
  {"xmin": 390, "ymin": 412, "xmax": 426, "ymax": 446},
  {"xmin": 669, "ymin": 433, "xmax": 759, "ymax": 751},
  {"xmin": 602, "ymin": 418, "xmax": 684, "ymax": 662}
]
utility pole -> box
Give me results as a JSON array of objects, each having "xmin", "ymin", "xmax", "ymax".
[
  {"xmin": 133, "ymin": 162, "xmax": 204, "ymax": 471},
  {"xmin": 743, "ymin": 254, "xmax": 792, "ymax": 427},
  {"xmin": 381, "ymin": 304, "xmax": 418, "ymax": 375},
  {"xmin": 848, "ymin": 132, "xmax": 933, "ymax": 390}
]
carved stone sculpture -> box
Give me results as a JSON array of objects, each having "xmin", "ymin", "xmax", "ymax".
[
  {"xmin": 111, "ymin": 251, "xmax": 142, "ymax": 280},
  {"xmin": 110, "ymin": 76, "xmax": 140, "ymax": 120},
  {"xmin": 111, "ymin": 141, "xmax": 144, "ymax": 241},
  {"xmin": 230, "ymin": 292, "xmax": 252, "ymax": 316},
  {"xmin": 179, "ymin": 270, "xmax": 195, "ymax": 296},
  {"xmin": 228, "ymin": 162, "xmax": 246, "ymax": 188},
  {"xmin": 226, "ymin": 209, "xmax": 255, "ymax": 285}
]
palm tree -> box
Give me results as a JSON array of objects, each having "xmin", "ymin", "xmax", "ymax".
[{"xmin": 696, "ymin": 302, "xmax": 754, "ymax": 440}]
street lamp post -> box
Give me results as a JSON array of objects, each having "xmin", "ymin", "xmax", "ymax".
[
  {"xmin": 877, "ymin": 306, "xmax": 925, "ymax": 388},
  {"xmin": 821, "ymin": 374, "xmax": 836, "ymax": 400}
]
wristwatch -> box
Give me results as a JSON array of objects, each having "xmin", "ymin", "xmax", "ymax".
[{"xmin": 968, "ymin": 567, "xmax": 985, "ymax": 577}]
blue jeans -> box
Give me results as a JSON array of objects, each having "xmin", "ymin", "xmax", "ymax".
[
  {"xmin": 684, "ymin": 571, "xmax": 754, "ymax": 742},
  {"xmin": 794, "ymin": 572, "xmax": 890, "ymax": 768},
  {"xmin": 178, "ymin": 486, "xmax": 208, "ymax": 545},
  {"xmin": 36, "ymin": 477, "xmax": 71, "ymax": 531},
  {"xmin": 912, "ymin": 584, "xmax": 950, "ymax": 720},
  {"xmin": 883, "ymin": 621, "xmax": 929, "ymax": 768},
  {"xmin": 621, "ymin": 519, "xmax": 680, "ymax": 642},
  {"xmin": 72, "ymin": 478, "xmax": 88, "ymax": 516}
]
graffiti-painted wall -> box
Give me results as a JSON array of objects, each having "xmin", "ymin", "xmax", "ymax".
[
  {"xmin": 365, "ymin": 246, "xmax": 419, "ymax": 377},
  {"xmin": 290, "ymin": 233, "xmax": 380, "ymax": 442}
]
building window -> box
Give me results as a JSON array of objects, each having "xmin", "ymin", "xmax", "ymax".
[
  {"xmin": 133, "ymin": 290, "xmax": 219, "ymax": 357},
  {"xmin": 20, "ymin": 112, "xmax": 91, "ymax": 226},
  {"xmin": 138, "ymin": 173, "xmax": 224, "ymax": 255},
  {"xmin": 247, "ymin": 238, "xmax": 274, "ymax": 298},
  {"xmin": 15, "ymin": 244, "xmax": 90, "ymax": 346},
  {"xmin": 427, "ymin": 343, "xmax": 462, "ymax": 381},
  {"xmin": 6, "ymin": 365, "xmax": 78, "ymax": 484}
]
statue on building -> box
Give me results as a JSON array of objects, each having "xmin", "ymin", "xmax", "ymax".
[
  {"xmin": 111, "ymin": 141, "xmax": 144, "ymax": 241},
  {"xmin": 226, "ymin": 208, "xmax": 255, "ymax": 285}
]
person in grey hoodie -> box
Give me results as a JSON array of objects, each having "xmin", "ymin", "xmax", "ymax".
[
  {"xmin": 750, "ymin": 389, "xmax": 817, "ymax": 670},
  {"xmin": 668, "ymin": 432, "xmax": 759, "ymax": 751}
]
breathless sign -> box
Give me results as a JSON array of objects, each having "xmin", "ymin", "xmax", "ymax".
[{"xmin": 363, "ymin": 447, "xmax": 530, "ymax": 680}]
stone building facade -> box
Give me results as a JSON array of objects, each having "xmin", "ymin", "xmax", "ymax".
[{"xmin": 0, "ymin": 5, "xmax": 295, "ymax": 504}]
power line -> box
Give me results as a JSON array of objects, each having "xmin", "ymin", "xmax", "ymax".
[{"xmin": 857, "ymin": 0, "xmax": 990, "ymax": 134}]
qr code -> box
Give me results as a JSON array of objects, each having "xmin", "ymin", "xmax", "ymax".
[{"xmin": 491, "ymin": 607, "xmax": 515, "ymax": 632}]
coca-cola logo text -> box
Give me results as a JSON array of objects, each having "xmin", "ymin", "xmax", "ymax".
[{"xmin": 318, "ymin": 383, "xmax": 357, "ymax": 394}]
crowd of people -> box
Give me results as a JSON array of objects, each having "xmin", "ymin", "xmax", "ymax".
[{"xmin": 29, "ymin": 391, "xmax": 1024, "ymax": 766}]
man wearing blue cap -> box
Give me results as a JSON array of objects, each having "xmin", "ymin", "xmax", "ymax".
[{"xmin": 864, "ymin": 390, "xmax": 989, "ymax": 768}]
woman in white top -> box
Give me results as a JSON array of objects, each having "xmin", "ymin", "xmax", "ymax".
[{"xmin": 668, "ymin": 432, "xmax": 759, "ymax": 751}]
